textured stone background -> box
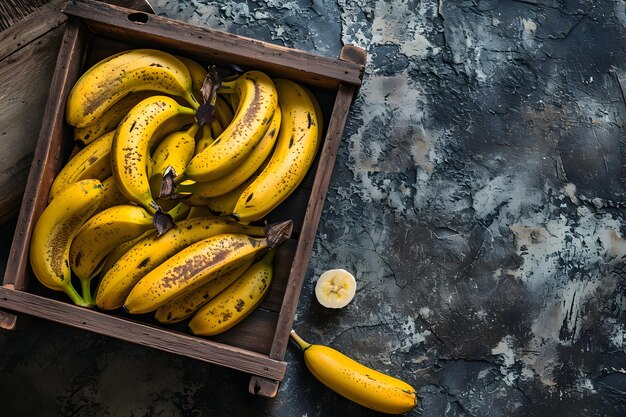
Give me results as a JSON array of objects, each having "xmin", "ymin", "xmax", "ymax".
[{"xmin": 1, "ymin": 0, "xmax": 626, "ymax": 416}]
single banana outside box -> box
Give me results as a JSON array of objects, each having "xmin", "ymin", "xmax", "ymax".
[{"xmin": 291, "ymin": 331, "xmax": 418, "ymax": 414}]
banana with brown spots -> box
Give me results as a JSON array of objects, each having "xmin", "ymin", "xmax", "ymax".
[
  {"xmin": 69, "ymin": 202, "xmax": 189, "ymax": 305},
  {"xmin": 184, "ymin": 71, "xmax": 278, "ymax": 182},
  {"xmin": 95, "ymin": 216, "xmax": 266, "ymax": 311},
  {"xmin": 29, "ymin": 179, "xmax": 105, "ymax": 307},
  {"xmin": 48, "ymin": 130, "xmax": 116, "ymax": 201},
  {"xmin": 123, "ymin": 220, "xmax": 292, "ymax": 314},
  {"xmin": 231, "ymin": 78, "xmax": 322, "ymax": 222},
  {"xmin": 66, "ymin": 49, "xmax": 199, "ymax": 128},
  {"xmin": 188, "ymin": 250, "xmax": 275, "ymax": 336},
  {"xmin": 111, "ymin": 95, "xmax": 195, "ymax": 219}
]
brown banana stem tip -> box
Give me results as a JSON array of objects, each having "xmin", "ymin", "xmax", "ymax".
[
  {"xmin": 159, "ymin": 166, "xmax": 177, "ymax": 198},
  {"xmin": 153, "ymin": 210, "xmax": 175, "ymax": 236},
  {"xmin": 265, "ymin": 220, "xmax": 293, "ymax": 249}
]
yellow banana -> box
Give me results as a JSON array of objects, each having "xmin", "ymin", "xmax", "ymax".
[
  {"xmin": 176, "ymin": 56, "xmax": 207, "ymax": 101},
  {"xmin": 29, "ymin": 179, "xmax": 104, "ymax": 307},
  {"xmin": 66, "ymin": 49, "xmax": 199, "ymax": 128},
  {"xmin": 99, "ymin": 230, "xmax": 157, "ymax": 279},
  {"xmin": 186, "ymin": 206, "xmax": 215, "ymax": 219},
  {"xmin": 48, "ymin": 131, "xmax": 114, "ymax": 201},
  {"xmin": 155, "ymin": 260, "xmax": 252, "ymax": 324},
  {"xmin": 111, "ymin": 95, "xmax": 195, "ymax": 215},
  {"xmin": 69, "ymin": 205, "xmax": 155, "ymax": 303},
  {"xmin": 97, "ymin": 176, "xmax": 128, "ymax": 212},
  {"xmin": 149, "ymin": 123, "xmax": 199, "ymax": 196},
  {"xmin": 70, "ymin": 202, "xmax": 190, "ymax": 303},
  {"xmin": 214, "ymin": 95, "xmax": 234, "ymax": 129},
  {"xmin": 73, "ymin": 91, "xmax": 155, "ymax": 145},
  {"xmin": 185, "ymin": 71, "xmax": 278, "ymax": 182},
  {"xmin": 188, "ymin": 250, "xmax": 275, "ymax": 335},
  {"xmin": 232, "ymin": 78, "xmax": 321, "ymax": 222},
  {"xmin": 290, "ymin": 331, "xmax": 417, "ymax": 414},
  {"xmin": 194, "ymin": 124, "xmax": 215, "ymax": 156},
  {"xmin": 203, "ymin": 174, "xmax": 257, "ymax": 217},
  {"xmin": 123, "ymin": 220, "xmax": 292, "ymax": 314},
  {"xmin": 177, "ymin": 105, "xmax": 281, "ymax": 198},
  {"xmin": 95, "ymin": 216, "xmax": 265, "ymax": 310}
]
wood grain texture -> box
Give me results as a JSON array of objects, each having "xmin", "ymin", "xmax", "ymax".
[
  {"xmin": 0, "ymin": 0, "xmax": 154, "ymax": 225},
  {"xmin": 248, "ymin": 375, "xmax": 280, "ymax": 398},
  {"xmin": 0, "ymin": 0, "xmax": 66, "ymax": 61},
  {"xmin": 62, "ymin": 0, "xmax": 364, "ymax": 89},
  {"xmin": 2, "ymin": 18, "xmax": 86, "ymax": 289},
  {"xmin": 269, "ymin": 44, "xmax": 365, "ymax": 362},
  {"xmin": 0, "ymin": 25, "xmax": 66, "ymax": 226},
  {"xmin": 0, "ymin": 0, "xmax": 50, "ymax": 31},
  {"xmin": 269, "ymin": 83, "xmax": 358, "ymax": 361},
  {"xmin": 0, "ymin": 286, "xmax": 287, "ymax": 380}
]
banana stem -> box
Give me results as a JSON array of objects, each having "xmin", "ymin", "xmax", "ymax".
[
  {"xmin": 63, "ymin": 282, "xmax": 91, "ymax": 308},
  {"xmin": 217, "ymin": 80, "xmax": 236, "ymax": 94},
  {"xmin": 79, "ymin": 278, "xmax": 94, "ymax": 307},
  {"xmin": 290, "ymin": 330, "xmax": 312, "ymax": 351}
]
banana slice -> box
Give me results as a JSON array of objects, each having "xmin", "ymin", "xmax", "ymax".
[{"xmin": 315, "ymin": 269, "xmax": 357, "ymax": 309}]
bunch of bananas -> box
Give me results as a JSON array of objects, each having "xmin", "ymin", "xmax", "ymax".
[{"xmin": 28, "ymin": 47, "xmax": 319, "ymax": 335}]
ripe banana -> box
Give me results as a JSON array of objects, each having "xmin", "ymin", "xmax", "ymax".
[
  {"xmin": 176, "ymin": 56, "xmax": 207, "ymax": 102},
  {"xmin": 123, "ymin": 220, "xmax": 292, "ymax": 314},
  {"xmin": 111, "ymin": 95, "xmax": 195, "ymax": 216},
  {"xmin": 203, "ymin": 174, "xmax": 257, "ymax": 217},
  {"xmin": 214, "ymin": 95, "xmax": 234, "ymax": 129},
  {"xmin": 155, "ymin": 260, "xmax": 252, "ymax": 324},
  {"xmin": 194, "ymin": 124, "xmax": 215, "ymax": 156},
  {"xmin": 177, "ymin": 105, "xmax": 281, "ymax": 198},
  {"xmin": 66, "ymin": 49, "xmax": 199, "ymax": 128},
  {"xmin": 48, "ymin": 130, "xmax": 114, "ymax": 201},
  {"xmin": 99, "ymin": 230, "xmax": 157, "ymax": 279},
  {"xmin": 69, "ymin": 204, "xmax": 156, "ymax": 304},
  {"xmin": 97, "ymin": 176, "xmax": 128, "ymax": 212},
  {"xmin": 186, "ymin": 206, "xmax": 214, "ymax": 219},
  {"xmin": 29, "ymin": 179, "xmax": 104, "ymax": 307},
  {"xmin": 149, "ymin": 123, "xmax": 199, "ymax": 195},
  {"xmin": 95, "ymin": 216, "xmax": 265, "ymax": 310},
  {"xmin": 290, "ymin": 331, "xmax": 417, "ymax": 414},
  {"xmin": 185, "ymin": 71, "xmax": 278, "ymax": 182},
  {"xmin": 315, "ymin": 269, "xmax": 356, "ymax": 309},
  {"xmin": 188, "ymin": 250, "xmax": 275, "ymax": 336},
  {"xmin": 73, "ymin": 91, "xmax": 155, "ymax": 145},
  {"xmin": 232, "ymin": 78, "xmax": 321, "ymax": 222}
]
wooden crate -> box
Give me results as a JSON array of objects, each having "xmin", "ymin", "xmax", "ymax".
[{"xmin": 0, "ymin": 0, "xmax": 365, "ymax": 397}]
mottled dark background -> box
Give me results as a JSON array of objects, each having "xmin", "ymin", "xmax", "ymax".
[{"xmin": 2, "ymin": 0, "xmax": 626, "ymax": 416}]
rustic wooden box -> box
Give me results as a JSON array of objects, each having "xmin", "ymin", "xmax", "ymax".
[{"xmin": 0, "ymin": 0, "xmax": 365, "ymax": 397}]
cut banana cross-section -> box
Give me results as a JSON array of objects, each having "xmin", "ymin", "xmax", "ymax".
[{"xmin": 315, "ymin": 269, "xmax": 356, "ymax": 309}]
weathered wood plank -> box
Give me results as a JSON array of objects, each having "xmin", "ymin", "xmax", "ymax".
[
  {"xmin": 0, "ymin": 286, "xmax": 287, "ymax": 380},
  {"xmin": 62, "ymin": 0, "xmax": 365, "ymax": 89},
  {"xmin": 269, "ymin": 44, "xmax": 366, "ymax": 362},
  {"xmin": 2, "ymin": 18, "xmax": 86, "ymax": 289},
  {"xmin": 248, "ymin": 375, "xmax": 280, "ymax": 397},
  {"xmin": 0, "ymin": 0, "xmax": 66, "ymax": 61},
  {"xmin": 0, "ymin": 0, "xmax": 50, "ymax": 31},
  {"xmin": 0, "ymin": 24, "xmax": 66, "ymax": 226}
]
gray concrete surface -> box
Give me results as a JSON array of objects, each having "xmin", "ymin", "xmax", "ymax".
[{"xmin": 1, "ymin": 0, "xmax": 626, "ymax": 416}]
